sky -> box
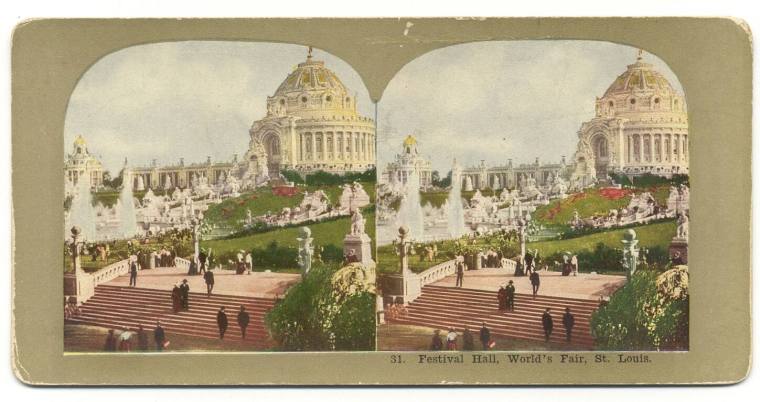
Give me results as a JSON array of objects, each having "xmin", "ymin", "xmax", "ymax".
[
  {"xmin": 376, "ymin": 40, "xmax": 684, "ymax": 173},
  {"xmin": 64, "ymin": 41, "xmax": 374, "ymax": 173}
]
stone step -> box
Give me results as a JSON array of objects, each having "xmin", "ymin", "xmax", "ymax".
[
  {"xmin": 411, "ymin": 294, "xmax": 597, "ymax": 315},
  {"xmin": 391, "ymin": 285, "xmax": 598, "ymax": 347},
  {"xmin": 72, "ymin": 285, "xmax": 278, "ymax": 348},
  {"xmin": 423, "ymin": 285, "xmax": 601, "ymax": 307}
]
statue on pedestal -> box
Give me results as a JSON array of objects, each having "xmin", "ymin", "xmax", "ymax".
[
  {"xmin": 676, "ymin": 213, "xmax": 689, "ymax": 240},
  {"xmin": 621, "ymin": 229, "xmax": 640, "ymax": 279},
  {"xmin": 350, "ymin": 209, "xmax": 366, "ymax": 235},
  {"xmin": 297, "ymin": 227, "xmax": 314, "ymax": 277}
]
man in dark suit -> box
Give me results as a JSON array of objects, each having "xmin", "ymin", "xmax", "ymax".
[
  {"xmin": 129, "ymin": 257, "xmax": 138, "ymax": 287},
  {"xmin": 237, "ymin": 305, "xmax": 250, "ymax": 339},
  {"xmin": 217, "ymin": 306, "xmax": 228, "ymax": 340},
  {"xmin": 479, "ymin": 322, "xmax": 491, "ymax": 350},
  {"xmin": 179, "ymin": 279, "xmax": 190, "ymax": 310},
  {"xmin": 505, "ymin": 280, "xmax": 516, "ymax": 311},
  {"xmin": 198, "ymin": 251, "xmax": 208, "ymax": 274},
  {"xmin": 562, "ymin": 307, "xmax": 575, "ymax": 343},
  {"xmin": 154, "ymin": 321, "xmax": 166, "ymax": 351},
  {"xmin": 530, "ymin": 270, "xmax": 541, "ymax": 299},
  {"xmin": 542, "ymin": 308, "xmax": 553, "ymax": 342},
  {"xmin": 455, "ymin": 259, "xmax": 465, "ymax": 288},
  {"xmin": 204, "ymin": 269, "xmax": 215, "ymax": 296}
]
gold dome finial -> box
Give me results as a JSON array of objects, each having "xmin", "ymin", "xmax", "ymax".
[
  {"xmin": 637, "ymin": 48, "xmax": 644, "ymax": 61},
  {"xmin": 307, "ymin": 46, "xmax": 313, "ymax": 59}
]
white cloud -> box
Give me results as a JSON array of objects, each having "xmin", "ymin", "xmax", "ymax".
[
  {"xmin": 377, "ymin": 40, "xmax": 684, "ymax": 173},
  {"xmin": 64, "ymin": 41, "xmax": 373, "ymax": 173}
]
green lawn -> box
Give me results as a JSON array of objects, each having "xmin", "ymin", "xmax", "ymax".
[
  {"xmin": 201, "ymin": 209, "xmax": 376, "ymax": 267},
  {"xmin": 530, "ymin": 220, "xmax": 676, "ymax": 257},
  {"xmin": 203, "ymin": 181, "xmax": 375, "ymax": 231},
  {"xmin": 533, "ymin": 185, "xmax": 672, "ymax": 227}
]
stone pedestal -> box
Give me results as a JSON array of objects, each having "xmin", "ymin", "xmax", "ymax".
[
  {"xmin": 343, "ymin": 233, "xmax": 374, "ymax": 267},
  {"xmin": 380, "ymin": 272, "xmax": 421, "ymax": 305},
  {"xmin": 669, "ymin": 237, "xmax": 688, "ymax": 264},
  {"xmin": 64, "ymin": 270, "xmax": 94, "ymax": 305}
]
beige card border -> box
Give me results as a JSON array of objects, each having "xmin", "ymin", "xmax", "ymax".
[{"xmin": 11, "ymin": 17, "xmax": 752, "ymax": 385}]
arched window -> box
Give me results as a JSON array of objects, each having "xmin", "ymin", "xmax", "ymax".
[{"xmin": 594, "ymin": 136, "xmax": 608, "ymax": 158}]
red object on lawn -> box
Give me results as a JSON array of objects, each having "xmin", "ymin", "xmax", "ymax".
[
  {"xmin": 599, "ymin": 187, "xmax": 631, "ymax": 200},
  {"xmin": 272, "ymin": 186, "xmax": 299, "ymax": 197}
]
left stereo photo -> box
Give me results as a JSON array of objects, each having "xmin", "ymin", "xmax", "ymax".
[{"xmin": 62, "ymin": 42, "xmax": 378, "ymax": 353}]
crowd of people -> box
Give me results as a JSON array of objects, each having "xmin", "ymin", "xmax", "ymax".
[
  {"xmin": 430, "ymin": 323, "xmax": 493, "ymax": 351},
  {"xmin": 103, "ymin": 321, "xmax": 167, "ymax": 352},
  {"xmin": 427, "ymin": 306, "xmax": 577, "ymax": 351}
]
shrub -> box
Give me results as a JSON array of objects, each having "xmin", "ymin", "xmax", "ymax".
[
  {"xmin": 591, "ymin": 267, "xmax": 689, "ymax": 350},
  {"xmin": 265, "ymin": 264, "xmax": 376, "ymax": 351}
]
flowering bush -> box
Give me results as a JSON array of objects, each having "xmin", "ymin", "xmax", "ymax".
[
  {"xmin": 265, "ymin": 263, "xmax": 376, "ymax": 351},
  {"xmin": 591, "ymin": 267, "xmax": 689, "ymax": 351}
]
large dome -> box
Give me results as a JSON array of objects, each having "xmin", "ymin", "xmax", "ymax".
[
  {"xmin": 603, "ymin": 55, "xmax": 678, "ymax": 98},
  {"xmin": 274, "ymin": 55, "xmax": 349, "ymax": 97},
  {"xmin": 265, "ymin": 49, "xmax": 359, "ymax": 119}
]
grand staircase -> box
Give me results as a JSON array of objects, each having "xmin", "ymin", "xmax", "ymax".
[
  {"xmin": 388, "ymin": 285, "xmax": 599, "ymax": 348},
  {"xmin": 66, "ymin": 284, "xmax": 278, "ymax": 348}
]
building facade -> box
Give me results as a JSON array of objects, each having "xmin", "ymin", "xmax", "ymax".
[
  {"xmin": 460, "ymin": 157, "xmax": 570, "ymax": 191},
  {"xmin": 129, "ymin": 156, "xmax": 236, "ymax": 190},
  {"xmin": 571, "ymin": 52, "xmax": 689, "ymax": 186},
  {"xmin": 64, "ymin": 135, "xmax": 104, "ymax": 189},
  {"xmin": 243, "ymin": 49, "xmax": 376, "ymax": 178},
  {"xmin": 382, "ymin": 135, "xmax": 433, "ymax": 189}
]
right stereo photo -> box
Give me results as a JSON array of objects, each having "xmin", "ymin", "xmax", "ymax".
[{"xmin": 375, "ymin": 40, "xmax": 689, "ymax": 352}]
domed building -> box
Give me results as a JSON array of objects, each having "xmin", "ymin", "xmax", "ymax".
[
  {"xmin": 382, "ymin": 135, "xmax": 433, "ymax": 189},
  {"xmin": 241, "ymin": 48, "xmax": 376, "ymax": 182},
  {"xmin": 64, "ymin": 135, "xmax": 104, "ymax": 189},
  {"xmin": 571, "ymin": 51, "xmax": 689, "ymax": 186}
]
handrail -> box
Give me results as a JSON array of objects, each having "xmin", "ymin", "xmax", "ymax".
[
  {"xmin": 89, "ymin": 259, "xmax": 130, "ymax": 287},
  {"xmin": 417, "ymin": 259, "xmax": 457, "ymax": 287}
]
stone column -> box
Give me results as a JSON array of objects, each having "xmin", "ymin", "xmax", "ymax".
[
  {"xmin": 638, "ymin": 134, "xmax": 644, "ymax": 164},
  {"xmin": 621, "ymin": 229, "xmax": 640, "ymax": 280}
]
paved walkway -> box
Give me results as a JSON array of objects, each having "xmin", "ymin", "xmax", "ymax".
[
  {"xmin": 433, "ymin": 268, "xmax": 626, "ymax": 300},
  {"xmin": 107, "ymin": 266, "xmax": 301, "ymax": 298}
]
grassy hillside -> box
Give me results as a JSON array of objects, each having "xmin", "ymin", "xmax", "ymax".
[
  {"xmin": 201, "ymin": 209, "xmax": 376, "ymax": 269},
  {"xmin": 203, "ymin": 181, "xmax": 375, "ymax": 231},
  {"xmin": 530, "ymin": 220, "xmax": 676, "ymax": 257}
]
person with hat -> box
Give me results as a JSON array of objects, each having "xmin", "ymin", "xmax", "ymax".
[
  {"xmin": 505, "ymin": 280, "xmax": 516, "ymax": 311},
  {"xmin": 179, "ymin": 279, "xmax": 190, "ymax": 310}
]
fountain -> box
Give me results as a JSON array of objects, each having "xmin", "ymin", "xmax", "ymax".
[
  {"xmin": 447, "ymin": 159, "xmax": 467, "ymax": 239},
  {"xmin": 117, "ymin": 169, "xmax": 139, "ymax": 238},
  {"xmin": 67, "ymin": 178, "xmax": 97, "ymax": 241},
  {"xmin": 396, "ymin": 169, "xmax": 424, "ymax": 240}
]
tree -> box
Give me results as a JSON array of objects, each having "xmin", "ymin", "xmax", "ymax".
[{"xmin": 431, "ymin": 170, "xmax": 440, "ymax": 185}]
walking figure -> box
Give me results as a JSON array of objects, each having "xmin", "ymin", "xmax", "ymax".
[
  {"xmin": 129, "ymin": 257, "xmax": 138, "ymax": 287},
  {"xmin": 505, "ymin": 280, "xmax": 516, "ymax": 311},
  {"xmin": 562, "ymin": 307, "xmax": 575, "ymax": 343},
  {"xmin": 217, "ymin": 306, "xmax": 228, "ymax": 340},
  {"xmin": 530, "ymin": 270, "xmax": 541, "ymax": 298},
  {"xmin": 204, "ymin": 269, "xmax": 215, "ymax": 296},
  {"xmin": 542, "ymin": 308, "xmax": 554, "ymax": 342},
  {"xmin": 237, "ymin": 305, "xmax": 250, "ymax": 339},
  {"xmin": 455, "ymin": 259, "xmax": 465, "ymax": 288}
]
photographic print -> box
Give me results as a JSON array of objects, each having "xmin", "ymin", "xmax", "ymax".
[
  {"xmin": 375, "ymin": 41, "xmax": 690, "ymax": 352},
  {"xmin": 62, "ymin": 42, "xmax": 377, "ymax": 353}
]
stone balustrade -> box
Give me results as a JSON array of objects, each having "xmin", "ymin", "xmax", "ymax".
[
  {"xmin": 175, "ymin": 257, "xmax": 191, "ymax": 271},
  {"xmin": 90, "ymin": 259, "xmax": 131, "ymax": 287},
  {"xmin": 417, "ymin": 259, "xmax": 457, "ymax": 287}
]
